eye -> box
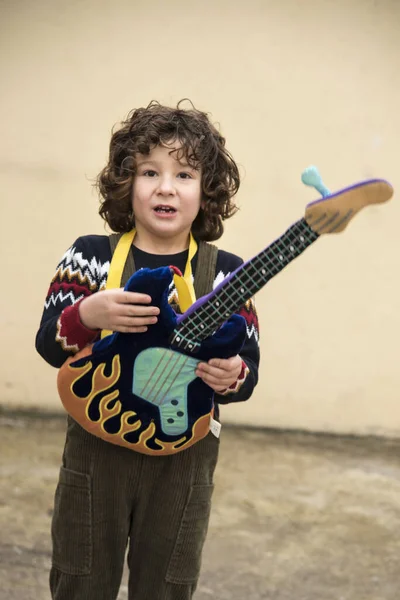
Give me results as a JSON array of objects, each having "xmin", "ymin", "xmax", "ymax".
[
  {"xmin": 143, "ymin": 170, "xmax": 157, "ymax": 177},
  {"xmin": 177, "ymin": 172, "xmax": 192, "ymax": 179}
]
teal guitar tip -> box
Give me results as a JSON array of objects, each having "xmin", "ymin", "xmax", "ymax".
[
  {"xmin": 301, "ymin": 165, "xmax": 331, "ymax": 198},
  {"xmin": 301, "ymin": 165, "xmax": 320, "ymax": 186}
]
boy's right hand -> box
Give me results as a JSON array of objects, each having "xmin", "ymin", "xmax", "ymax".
[{"xmin": 78, "ymin": 289, "xmax": 160, "ymax": 333}]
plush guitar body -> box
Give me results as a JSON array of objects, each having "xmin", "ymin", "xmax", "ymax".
[{"xmin": 58, "ymin": 169, "xmax": 393, "ymax": 455}]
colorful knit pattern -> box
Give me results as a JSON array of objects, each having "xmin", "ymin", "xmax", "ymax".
[
  {"xmin": 46, "ymin": 243, "xmax": 109, "ymax": 305},
  {"xmin": 238, "ymin": 298, "xmax": 259, "ymax": 343},
  {"xmin": 36, "ymin": 235, "xmax": 260, "ymax": 406}
]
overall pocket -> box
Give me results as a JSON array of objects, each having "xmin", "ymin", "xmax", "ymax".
[
  {"xmin": 51, "ymin": 467, "xmax": 92, "ymax": 575},
  {"xmin": 166, "ymin": 484, "xmax": 214, "ymax": 584}
]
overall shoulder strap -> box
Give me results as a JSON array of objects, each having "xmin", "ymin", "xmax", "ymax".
[
  {"xmin": 101, "ymin": 233, "xmax": 136, "ymax": 339},
  {"xmin": 193, "ymin": 241, "xmax": 219, "ymax": 298},
  {"xmin": 108, "ymin": 232, "xmax": 121, "ymax": 253}
]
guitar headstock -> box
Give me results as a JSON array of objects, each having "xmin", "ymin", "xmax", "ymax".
[{"xmin": 302, "ymin": 166, "xmax": 393, "ymax": 234}]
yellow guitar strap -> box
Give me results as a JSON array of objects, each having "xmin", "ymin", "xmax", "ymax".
[
  {"xmin": 101, "ymin": 229, "xmax": 197, "ymax": 339},
  {"xmin": 173, "ymin": 233, "xmax": 197, "ymax": 313}
]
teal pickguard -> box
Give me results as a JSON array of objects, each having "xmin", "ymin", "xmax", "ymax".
[{"xmin": 132, "ymin": 347, "xmax": 200, "ymax": 436}]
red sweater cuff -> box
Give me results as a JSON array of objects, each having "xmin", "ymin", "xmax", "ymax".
[
  {"xmin": 56, "ymin": 299, "xmax": 99, "ymax": 353},
  {"xmin": 218, "ymin": 359, "xmax": 250, "ymax": 396}
]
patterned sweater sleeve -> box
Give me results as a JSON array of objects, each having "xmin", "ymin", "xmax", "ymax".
[
  {"xmin": 35, "ymin": 236, "xmax": 109, "ymax": 368},
  {"xmin": 213, "ymin": 252, "xmax": 261, "ymax": 405}
]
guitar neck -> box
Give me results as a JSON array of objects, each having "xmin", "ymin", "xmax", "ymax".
[{"xmin": 170, "ymin": 218, "xmax": 319, "ymax": 352}]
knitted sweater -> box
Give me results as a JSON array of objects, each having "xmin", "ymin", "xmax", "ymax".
[{"xmin": 35, "ymin": 234, "xmax": 260, "ymax": 406}]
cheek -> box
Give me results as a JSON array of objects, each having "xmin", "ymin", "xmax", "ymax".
[
  {"xmin": 190, "ymin": 197, "xmax": 202, "ymax": 218},
  {"xmin": 131, "ymin": 181, "xmax": 147, "ymax": 206},
  {"xmin": 192, "ymin": 185, "xmax": 203, "ymax": 210}
]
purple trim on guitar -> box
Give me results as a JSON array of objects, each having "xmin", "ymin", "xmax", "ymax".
[
  {"xmin": 306, "ymin": 179, "xmax": 390, "ymax": 208},
  {"xmin": 176, "ymin": 219, "xmax": 316, "ymax": 326},
  {"xmin": 171, "ymin": 219, "xmax": 318, "ymax": 352}
]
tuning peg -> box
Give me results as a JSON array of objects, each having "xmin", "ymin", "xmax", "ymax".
[{"xmin": 301, "ymin": 165, "xmax": 331, "ymax": 198}]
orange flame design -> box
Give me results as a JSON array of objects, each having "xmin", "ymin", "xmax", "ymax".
[{"xmin": 58, "ymin": 345, "xmax": 214, "ymax": 456}]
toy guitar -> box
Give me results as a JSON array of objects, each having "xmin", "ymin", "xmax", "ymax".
[{"xmin": 57, "ymin": 167, "xmax": 393, "ymax": 455}]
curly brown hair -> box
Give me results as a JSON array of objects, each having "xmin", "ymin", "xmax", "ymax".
[{"xmin": 96, "ymin": 100, "xmax": 240, "ymax": 241}]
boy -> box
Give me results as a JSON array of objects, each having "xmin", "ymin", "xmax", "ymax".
[{"xmin": 36, "ymin": 100, "xmax": 260, "ymax": 599}]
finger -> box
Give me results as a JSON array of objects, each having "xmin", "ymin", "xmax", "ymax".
[
  {"xmin": 117, "ymin": 291, "xmax": 153, "ymax": 305},
  {"xmin": 196, "ymin": 370, "xmax": 233, "ymax": 387},
  {"xmin": 116, "ymin": 315, "xmax": 158, "ymax": 328},
  {"xmin": 208, "ymin": 357, "xmax": 239, "ymax": 369},
  {"xmin": 207, "ymin": 358, "xmax": 224, "ymax": 369},
  {"xmin": 196, "ymin": 362, "xmax": 236, "ymax": 378},
  {"xmin": 122, "ymin": 305, "xmax": 160, "ymax": 317},
  {"xmin": 196, "ymin": 365, "xmax": 226, "ymax": 379}
]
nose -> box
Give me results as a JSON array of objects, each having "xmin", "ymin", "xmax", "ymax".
[{"xmin": 157, "ymin": 174, "xmax": 176, "ymax": 196}]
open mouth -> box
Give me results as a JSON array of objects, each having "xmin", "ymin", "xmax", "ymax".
[{"xmin": 154, "ymin": 205, "xmax": 177, "ymax": 214}]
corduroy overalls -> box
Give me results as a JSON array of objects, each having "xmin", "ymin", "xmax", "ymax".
[{"xmin": 49, "ymin": 239, "xmax": 220, "ymax": 600}]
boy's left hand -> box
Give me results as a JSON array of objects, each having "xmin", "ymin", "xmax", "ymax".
[{"xmin": 195, "ymin": 355, "xmax": 243, "ymax": 392}]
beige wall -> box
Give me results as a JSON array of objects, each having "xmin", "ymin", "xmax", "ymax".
[{"xmin": 1, "ymin": 0, "xmax": 399, "ymax": 436}]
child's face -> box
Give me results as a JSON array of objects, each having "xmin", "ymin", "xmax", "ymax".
[{"xmin": 132, "ymin": 144, "xmax": 202, "ymax": 247}]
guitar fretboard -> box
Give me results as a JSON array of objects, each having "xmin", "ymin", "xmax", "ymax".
[{"xmin": 170, "ymin": 218, "xmax": 319, "ymax": 352}]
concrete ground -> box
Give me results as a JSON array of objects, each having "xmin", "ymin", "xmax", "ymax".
[{"xmin": 1, "ymin": 413, "xmax": 400, "ymax": 600}]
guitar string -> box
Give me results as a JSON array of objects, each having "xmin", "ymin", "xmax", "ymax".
[
  {"xmin": 157, "ymin": 353, "xmax": 195, "ymax": 408},
  {"xmin": 140, "ymin": 351, "xmax": 180, "ymax": 402},
  {"xmin": 172, "ymin": 220, "xmax": 318, "ymax": 346},
  {"xmin": 177, "ymin": 249, "xmax": 297, "ymax": 344}
]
